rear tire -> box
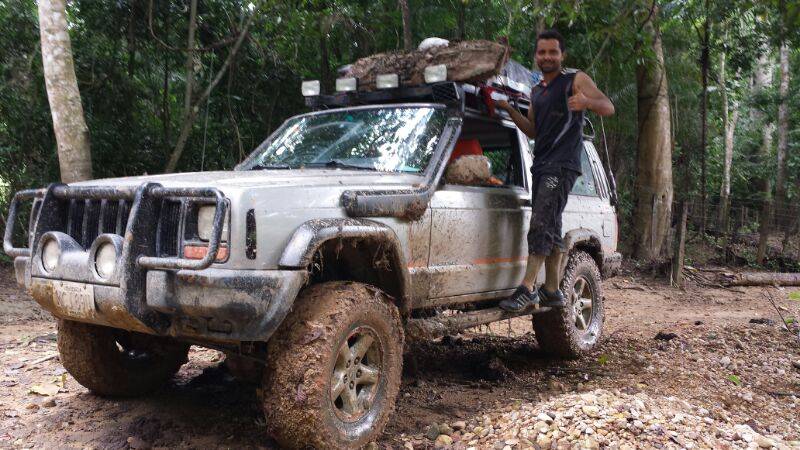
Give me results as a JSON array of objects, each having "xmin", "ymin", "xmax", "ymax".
[
  {"xmin": 262, "ymin": 282, "xmax": 404, "ymax": 449},
  {"xmin": 57, "ymin": 320, "xmax": 189, "ymax": 397},
  {"xmin": 532, "ymin": 251, "xmax": 604, "ymax": 359}
]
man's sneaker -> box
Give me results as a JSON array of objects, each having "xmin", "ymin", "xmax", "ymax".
[
  {"xmin": 499, "ymin": 286, "xmax": 539, "ymax": 312},
  {"xmin": 538, "ymin": 287, "xmax": 567, "ymax": 308}
]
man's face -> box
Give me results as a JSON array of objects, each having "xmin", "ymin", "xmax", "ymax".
[{"xmin": 535, "ymin": 39, "xmax": 563, "ymax": 74}]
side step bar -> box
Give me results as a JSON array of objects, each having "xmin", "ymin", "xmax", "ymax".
[{"xmin": 405, "ymin": 305, "xmax": 553, "ymax": 340}]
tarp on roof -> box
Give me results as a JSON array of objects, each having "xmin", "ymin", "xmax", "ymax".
[{"xmin": 489, "ymin": 60, "xmax": 542, "ymax": 97}]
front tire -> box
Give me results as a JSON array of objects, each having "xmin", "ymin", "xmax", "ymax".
[
  {"xmin": 532, "ymin": 251, "xmax": 605, "ymax": 359},
  {"xmin": 262, "ymin": 282, "xmax": 404, "ymax": 449},
  {"xmin": 57, "ymin": 320, "xmax": 189, "ymax": 397}
]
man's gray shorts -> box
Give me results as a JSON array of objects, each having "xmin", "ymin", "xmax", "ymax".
[{"xmin": 527, "ymin": 168, "xmax": 580, "ymax": 256}]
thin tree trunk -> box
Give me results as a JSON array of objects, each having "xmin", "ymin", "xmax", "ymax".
[
  {"xmin": 127, "ymin": 0, "xmax": 137, "ymax": 77},
  {"xmin": 319, "ymin": 14, "xmax": 332, "ymax": 92},
  {"xmin": 698, "ymin": 12, "xmax": 710, "ymax": 235},
  {"xmin": 38, "ymin": 0, "xmax": 93, "ymax": 183},
  {"xmin": 399, "ymin": 0, "xmax": 413, "ymax": 51},
  {"xmin": 456, "ymin": 0, "xmax": 466, "ymax": 40},
  {"xmin": 754, "ymin": 51, "xmax": 775, "ymax": 264},
  {"xmin": 164, "ymin": 3, "xmax": 261, "ymax": 173},
  {"xmin": 775, "ymin": 42, "xmax": 790, "ymax": 227},
  {"xmin": 632, "ymin": 4, "xmax": 673, "ymax": 262},
  {"xmin": 182, "ymin": 0, "xmax": 198, "ymax": 120},
  {"xmin": 671, "ymin": 201, "xmax": 688, "ymax": 285},
  {"xmin": 717, "ymin": 49, "xmax": 739, "ymax": 236}
]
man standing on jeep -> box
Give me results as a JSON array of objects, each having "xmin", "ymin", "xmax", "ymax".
[{"xmin": 495, "ymin": 29, "xmax": 614, "ymax": 312}]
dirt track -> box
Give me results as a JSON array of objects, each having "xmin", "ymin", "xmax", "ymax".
[{"xmin": 1, "ymin": 266, "xmax": 799, "ymax": 449}]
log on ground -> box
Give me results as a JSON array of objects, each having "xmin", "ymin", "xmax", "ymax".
[{"xmin": 717, "ymin": 271, "xmax": 800, "ymax": 286}]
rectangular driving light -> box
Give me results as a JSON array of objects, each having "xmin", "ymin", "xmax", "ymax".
[
  {"xmin": 335, "ymin": 77, "xmax": 358, "ymax": 92},
  {"xmin": 376, "ymin": 73, "xmax": 399, "ymax": 89},
  {"xmin": 424, "ymin": 64, "xmax": 447, "ymax": 83},
  {"xmin": 301, "ymin": 80, "xmax": 320, "ymax": 96}
]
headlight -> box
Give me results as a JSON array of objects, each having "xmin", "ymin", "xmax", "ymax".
[
  {"xmin": 198, "ymin": 205, "xmax": 228, "ymax": 241},
  {"xmin": 94, "ymin": 242, "xmax": 118, "ymax": 279},
  {"xmin": 41, "ymin": 239, "xmax": 60, "ymax": 272}
]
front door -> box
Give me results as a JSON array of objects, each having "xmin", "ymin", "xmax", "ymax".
[{"xmin": 427, "ymin": 118, "xmax": 530, "ymax": 300}]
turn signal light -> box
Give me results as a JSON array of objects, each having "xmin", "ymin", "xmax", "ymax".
[{"xmin": 184, "ymin": 244, "xmax": 228, "ymax": 262}]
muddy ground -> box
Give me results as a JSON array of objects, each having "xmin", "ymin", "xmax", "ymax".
[{"xmin": 0, "ymin": 265, "xmax": 799, "ymax": 449}]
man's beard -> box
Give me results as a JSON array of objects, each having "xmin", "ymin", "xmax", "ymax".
[{"xmin": 539, "ymin": 62, "xmax": 560, "ymax": 74}]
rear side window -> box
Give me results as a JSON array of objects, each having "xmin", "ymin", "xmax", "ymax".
[{"xmin": 571, "ymin": 149, "xmax": 599, "ymax": 196}]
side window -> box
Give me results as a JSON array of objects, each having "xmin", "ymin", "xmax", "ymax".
[
  {"xmin": 570, "ymin": 148, "xmax": 599, "ymax": 196},
  {"xmin": 454, "ymin": 118, "xmax": 525, "ymax": 187}
]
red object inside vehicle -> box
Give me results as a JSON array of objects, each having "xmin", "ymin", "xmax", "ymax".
[{"xmin": 449, "ymin": 139, "xmax": 484, "ymax": 163}]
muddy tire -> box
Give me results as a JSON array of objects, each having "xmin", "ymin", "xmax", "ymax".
[
  {"xmin": 57, "ymin": 320, "xmax": 189, "ymax": 397},
  {"xmin": 532, "ymin": 251, "xmax": 604, "ymax": 359},
  {"xmin": 224, "ymin": 354, "xmax": 264, "ymax": 384},
  {"xmin": 262, "ymin": 281, "xmax": 404, "ymax": 449}
]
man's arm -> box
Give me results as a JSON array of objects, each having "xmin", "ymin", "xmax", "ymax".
[
  {"xmin": 496, "ymin": 100, "xmax": 536, "ymax": 138},
  {"xmin": 568, "ymin": 72, "xmax": 615, "ymax": 116}
]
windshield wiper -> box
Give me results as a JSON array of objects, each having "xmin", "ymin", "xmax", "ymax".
[
  {"xmin": 306, "ymin": 160, "xmax": 377, "ymax": 171},
  {"xmin": 251, "ymin": 163, "xmax": 291, "ymax": 170}
]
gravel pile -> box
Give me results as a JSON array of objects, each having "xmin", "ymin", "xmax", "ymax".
[{"xmin": 399, "ymin": 388, "xmax": 800, "ymax": 449}]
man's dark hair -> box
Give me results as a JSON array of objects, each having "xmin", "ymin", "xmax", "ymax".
[{"xmin": 535, "ymin": 29, "xmax": 565, "ymax": 53}]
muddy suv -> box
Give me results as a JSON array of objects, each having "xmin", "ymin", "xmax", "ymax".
[{"xmin": 4, "ymin": 81, "xmax": 620, "ymax": 449}]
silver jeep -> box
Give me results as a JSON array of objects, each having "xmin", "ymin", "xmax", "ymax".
[{"xmin": 4, "ymin": 81, "xmax": 620, "ymax": 449}]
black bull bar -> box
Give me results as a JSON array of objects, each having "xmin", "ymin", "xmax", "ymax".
[
  {"xmin": 3, "ymin": 183, "xmax": 227, "ymax": 333},
  {"xmin": 4, "ymin": 183, "xmax": 226, "ymax": 271}
]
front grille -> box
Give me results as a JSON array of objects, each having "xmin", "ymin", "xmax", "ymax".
[
  {"xmin": 157, "ymin": 200, "xmax": 182, "ymax": 257},
  {"xmin": 65, "ymin": 199, "xmax": 131, "ymax": 248}
]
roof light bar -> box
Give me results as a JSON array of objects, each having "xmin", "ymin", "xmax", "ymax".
[
  {"xmin": 301, "ymin": 80, "xmax": 320, "ymax": 97},
  {"xmin": 336, "ymin": 77, "xmax": 358, "ymax": 93},
  {"xmin": 424, "ymin": 64, "xmax": 447, "ymax": 83},
  {"xmin": 376, "ymin": 73, "xmax": 399, "ymax": 89}
]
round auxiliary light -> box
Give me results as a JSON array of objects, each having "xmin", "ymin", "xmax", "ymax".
[
  {"xmin": 41, "ymin": 239, "xmax": 60, "ymax": 273},
  {"xmin": 94, "ymin": 242, "xmax": 118, "ymax": 279}
]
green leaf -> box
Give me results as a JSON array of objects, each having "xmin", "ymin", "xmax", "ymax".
[
  {"xmin": 788, "ymin": 291, "xmax": 800, "ymax": 301},
  {"xmin": 597, "ymin": 354, "xmax": 609, "ymax": 365},
  {"xmin": 727, "ymin": 375, "xmax": 742, "ymax": 386}
]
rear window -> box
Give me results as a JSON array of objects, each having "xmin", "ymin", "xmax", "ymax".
[{"xmin": 571, "ymin": 148, "xmax": 599, "ymax": 197}]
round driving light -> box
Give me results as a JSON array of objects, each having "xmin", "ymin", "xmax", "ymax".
[
  {"xmin": 95, "ymin": 242, "xmax": 118, "ymax": 279},
  {"xmin": 41, "ymin": 239, "xmax": 60, "ymax": 272}
]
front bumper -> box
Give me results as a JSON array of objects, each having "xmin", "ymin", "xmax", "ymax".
[{"xmin": 17, "ymin": 256, "xmax": 307, "ymax": 342}]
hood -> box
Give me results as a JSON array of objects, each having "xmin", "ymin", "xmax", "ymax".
[{"xmin": 69, "ymin": 169, "xmax": 424, "ymax": 192}]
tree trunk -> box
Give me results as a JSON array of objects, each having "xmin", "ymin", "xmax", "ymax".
[
  {"xmin": 319, "ymin": 14, "xmax": 332, "ymax": 92},
  {"xmin": 456, "ymin": 1, "xmax": 466, "ymax": 40},
  {"xmin": 775, "ymin": 42, "xmax": 790, "ymax": 228},
  {"xmin": 127, "ymin": 0, "xmax": 137, "ymax": 77},
  {"xmin": 698, "ymin": 13, "xmax": 710, "ymax": 235},
  {"xmin": 38, "ymin": 0, "xmax": 93, "ymax": 183},
  {"xmin": 163, "ymin": 2, "xmax": 260, "ymax": 173},
  {"xmin": 717, "ymin": 49, "xmax": 739, "ymax": 236},
  {"xmin": 671, "ymin": 201, "xmax": 688, "ymax": 285},
  {"xmin": 182, "ymin": 0, "xmax": 198, "ymax": 119},
  {"xmin": 632, "ymin": 5, "xmax": 673, "ymax": 262},
  {"xmin": 399, "ymin": 0, "xmax": 413, "ymax": 51},
  {"xmin": 754, "ymin": 51, "xmax": 775, "ymax": 264}
]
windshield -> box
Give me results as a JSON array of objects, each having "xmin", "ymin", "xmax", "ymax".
[{"xmin": 240, "ymin": 106, "xmax": 448, "ymax": 173}]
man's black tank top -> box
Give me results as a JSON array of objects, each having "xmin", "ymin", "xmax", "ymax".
[{"xmin": 530, "ymin": 69, "xmax": 584, "ymax": 176}]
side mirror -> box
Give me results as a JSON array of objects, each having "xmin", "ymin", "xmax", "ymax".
[{"xmin": 444, "ymin": 155, "xmax": 493, "ymax": 186}]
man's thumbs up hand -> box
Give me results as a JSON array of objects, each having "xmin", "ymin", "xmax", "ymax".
[{"xmin": 567, "ymin": 91, "xmax": 590, "ymax": 112}]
